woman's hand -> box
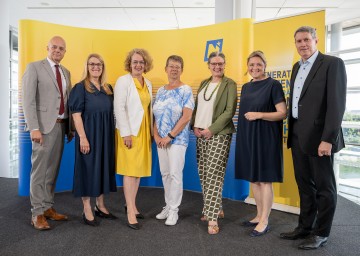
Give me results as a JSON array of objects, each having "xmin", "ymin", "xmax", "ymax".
[
  {"xmin": 154, "ymin": 133, "xmax": 161, "ymax": 147},
  {"xmin": 157, "ymin": 136, "xmax": 172, "ymax": 148},
  {"xmin": 123, "ymin": 136, "xmax": 132, "ymax": 149},
  {"xmin": 244, "ymin": 112, "xmax": 263, "ymax": 121},
  {"xmin": 194, "ymin": 127, "xmax": 202, "ymax": 138},
  {"xmin": 199, "ymin": 128, "xmax": 213, "ymax": 140},
  {"xmin": 80, "ymin": 137, "xmax": 90, "ymax": 154}
]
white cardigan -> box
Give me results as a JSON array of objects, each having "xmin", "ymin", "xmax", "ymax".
[{"xmin": 114, "ymin": 73, "xmax": 153, "ymax": 137}]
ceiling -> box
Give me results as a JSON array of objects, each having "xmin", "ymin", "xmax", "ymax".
[{"xmin": 9, "ymin": 0, "xmax": 360, "ymax": 31}]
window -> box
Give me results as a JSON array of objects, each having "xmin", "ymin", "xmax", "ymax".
[
  {"xmin": 328, "ymin": 24, "xmax": 360, "ymax": 204},
  {"xmin": 9, "ymin": 27, "xmax": 18, "ymax": 178}
]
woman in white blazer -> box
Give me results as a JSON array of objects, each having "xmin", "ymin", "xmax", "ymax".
[{"xmin": 114, "ymin": 48, "xmax": 153, "ymax": 230}]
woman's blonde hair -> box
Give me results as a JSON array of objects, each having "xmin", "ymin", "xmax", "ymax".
[
  {"xmin": 124, "ymin": 48, "xmax": 153, "ymax": 74},
  {"xmin": 247, "ymin": 50, "xmax": 267, "ymax": 67},
  {"xmin": 81, "ymin": 53, "xmax": 112, "ymax": 95},
  {"xmin": 245, "ymin": 50, "xmax": 267, "ymax": 76}
]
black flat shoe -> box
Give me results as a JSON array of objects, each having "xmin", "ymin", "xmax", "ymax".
[
  {"xmin": 250, "ymin": 226, "xmax": 270, "ymax": 237},
  {"xmin": 127, "ymin": 221, "xmax": 141, "ymax": 230},
  {"xmin": 95, "ymin": 205, "xmax": 118, "ymax": 220},
  {"xmin": 241, "ymin": 220, "xmax": 259, "ymax": 227},
  {"xmin": 124, "ymin": 205, "xmax": 144, "ymax": 219},
  {"xmin": 82, "ymin": 213, "xmax": 99, "ymax": 227}
]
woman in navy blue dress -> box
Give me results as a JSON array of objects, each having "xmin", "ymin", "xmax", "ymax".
[
  {"xmin": 69, "ymin": 53, "xmax": 117, "ymax": 226},
  {"xmin": 235, "ymin": 51, "xmax": 287, "ymax": 236}
]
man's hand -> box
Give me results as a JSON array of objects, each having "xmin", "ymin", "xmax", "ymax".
[
  {"xmin": 318, "ymin": 141, "xmax": 332, "ymax": 157},
  {"xmin": 30, "ymin": 130, "xmax": 43, "ymax": 145}
]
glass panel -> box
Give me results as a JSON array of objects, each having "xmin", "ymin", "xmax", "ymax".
[
  {"xmin": 11, "ymin": 32, "xmax": 18, "ymax": 61},
  {"xmin": 336, "ymin": 145, "xmax": 360, "ymax": 204},
  {"xmin": 9, "ymin": 28, "xmax": 19, "ymax": 178},
  {"xmin": 9, "ymin": 91, "xmax": 18, "ymax": 119},
  {"xmin": 345, "ymin": 63, "xmax": 360, "ymax": 89},
  {"xmin": 9, "ymin": 119, "xmax": 19, "ymax": 178},
  {"xmin": 342, "ymin": 31, "xmax": 360, "ymax": 50},
  {"xmin": 340, "ymin": 52, "xmax": 360, "ymax": 61},
  {"xmin": 10, "ymin": 61, "xmax": 18, "ymax": 89}
]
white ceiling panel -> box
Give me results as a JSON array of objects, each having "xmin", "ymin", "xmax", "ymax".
[
  {"xmin": 283, "ymin": 0, "xmax": 343, "ymax": 8},
  {"xmin": 176, "ymin": 8, "xmax": 214, "ymax": 28},
  {"xmin": 277, "ymin": 8, "xmax": 320, "ymax": 18},
  {"xmin": 66, "ymin": 0, "xmax": 122, "ymax": 7},
  {"xmin": 255, "ymin": 8, "xmax": 280, "ymax": 21},
  {"xmin": 339, "ymin": 0, "xmax": 360, "ymax": 9},
  {"xmin": 25, "ymin": 0, "xmax": 72, "ymax": 8},
  {"xmin": 9, "ymin": 0, "xmax": 360, "ymax": 30},
  {"xmin": 124, "ymin": 8, "xmax": 178, "ymax": 30},
  {"xmin": 172, "ymin": 0, "xmax": 215, "ymax": 8},
  {"xmin": 256, "ymin": 0, "xmax": 286, "ymax": 8},
  {"xmin": 118, "ymin": 0, "xmax": 173, "ymax": 8},
  {"xmin": 326, "ymin": 9, "xmax": 360, "ymax": 26}
]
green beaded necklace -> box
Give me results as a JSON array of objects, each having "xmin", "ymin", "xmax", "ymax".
[{"xmin": 203, "ymin": 80, "xmax": 221, "ymax": 101}]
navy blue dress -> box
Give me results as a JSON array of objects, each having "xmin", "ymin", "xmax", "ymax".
[
  {"xmin": 69, "ymin": 82, "xmax": 117, "ymax": 197},
  {"xmin": 235, "ymin": 77, "xmax": 285, "ymax": 182}
]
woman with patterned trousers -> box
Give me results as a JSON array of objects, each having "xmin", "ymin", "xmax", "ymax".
[{"xmin": 190, "ymin": 51, "xmax": 237, "ymax": 235}]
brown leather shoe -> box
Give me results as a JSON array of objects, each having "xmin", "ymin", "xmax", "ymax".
[
  {"xmin": 44, "ymin": 207, "xmax": 68, "ymax": 221},
  {"xmin": 31, "ymin": 215, "xmax": 50, "ymax": 230}
]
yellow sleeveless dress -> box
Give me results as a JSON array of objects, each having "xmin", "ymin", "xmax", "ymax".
[{"xmin": 115, "ymin": 78, "xmax": 152, "ymax": 177}]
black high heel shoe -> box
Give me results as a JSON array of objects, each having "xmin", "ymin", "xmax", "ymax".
[
  {"xmin": 124, "ymin": 205, "xmax": 144, "ymax": 219},
  {"xmin": 127, "ymin": 221, "xmax": 141, "ymax": 230},
  {"xmin": 82, "ymin": 213, "xmax": 99, "ymax": 227},
  {"xmin": 95, "ymin": 205, "xmax": 118, "ymax": 220}
]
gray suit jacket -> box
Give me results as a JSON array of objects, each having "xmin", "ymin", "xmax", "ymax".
[
  {"xmin": 287, "ymin": 52, "xmax": 347, "ymax": 155},
  {"xmin": 22, "ymin": 58, "xmax": 72, "ymax": 134}
]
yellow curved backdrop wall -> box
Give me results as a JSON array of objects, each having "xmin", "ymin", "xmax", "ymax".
[{"xmin": 18, "ymin": 11, "xmax": 325, "ymax": 210}]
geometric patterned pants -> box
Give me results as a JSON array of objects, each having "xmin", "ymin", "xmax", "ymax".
[{"xmin": 196, "ymin": 134, "xmax": 232, "ymax": 221}]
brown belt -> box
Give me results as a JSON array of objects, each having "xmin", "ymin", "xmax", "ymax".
[{"xmin": 56, "ymin": 118, "xmax": 67, "ymax": 123}]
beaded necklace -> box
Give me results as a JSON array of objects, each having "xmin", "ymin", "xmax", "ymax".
[{"xmin": 203, "ymin": 79, "xmax": 221, "ymax": 101}]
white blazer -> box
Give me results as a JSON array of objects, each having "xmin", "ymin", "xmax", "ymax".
[{"xmin": 114, "ymin": 73, "xmax": 153, "ymax": 137}]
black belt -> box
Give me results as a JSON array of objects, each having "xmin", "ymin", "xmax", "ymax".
[{"xmin": 56, "ymin": 118, "xmax": 68, "ymax": 123}]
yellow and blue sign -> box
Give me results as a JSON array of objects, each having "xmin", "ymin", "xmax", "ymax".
[{"xmin": 204, "ymin": 39, "xmax": 223, "ymax": 61}]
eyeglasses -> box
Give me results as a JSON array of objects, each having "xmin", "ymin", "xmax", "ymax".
[
  {"xmin": 210, "ymin": 62, "xmax": 225, "ymax": 67},
  {"xmin": 132, "ymin": 61, "xmax": 145, "ymax": 66},
  {"xmin": 88, "ymin": 63, "xmax": 103, "ymax": 68},
  {"xmin": 167, "ymin": 65, "xmax": 181, "ymax": 70}
]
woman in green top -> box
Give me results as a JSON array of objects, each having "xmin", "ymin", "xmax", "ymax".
[{"xmin": 190, "ymin": 51, "xmax": 237, "ymax": 235}]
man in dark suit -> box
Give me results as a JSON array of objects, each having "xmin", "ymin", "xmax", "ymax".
[
  {"xmin": 22, "ymin": 36, "xmax": 73, "ymax": 230},
  {"xmin": 280, "ymin": 26, "xmax": 347, "ymax": 249}
]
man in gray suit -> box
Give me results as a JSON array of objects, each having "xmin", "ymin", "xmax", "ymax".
[
  {"xmin": 22, "ymin": 36, "xmax": 73, "ymax": 230},
  {"xmin": 280, "ymin": 26, "xmax": 347, "ymax": 249}
]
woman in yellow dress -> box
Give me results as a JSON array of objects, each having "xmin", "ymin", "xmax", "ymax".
[{"xmin": 114, "ymin": 48, "xmax": 153, "ymax": 230}]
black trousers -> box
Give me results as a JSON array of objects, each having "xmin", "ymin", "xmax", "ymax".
[{"xmin": 291, "ymin": 119, "xmax": 337, "ymax": 237}]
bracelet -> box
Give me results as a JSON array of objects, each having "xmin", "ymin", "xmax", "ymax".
[{"xmin": 167, "ymin": 132, "xmax": 175, "ymax": 140}]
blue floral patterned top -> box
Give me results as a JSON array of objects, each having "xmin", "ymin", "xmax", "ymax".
[{"xmin": 153, "ymin": 84, "xmax": 194, "ymax": 147}]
